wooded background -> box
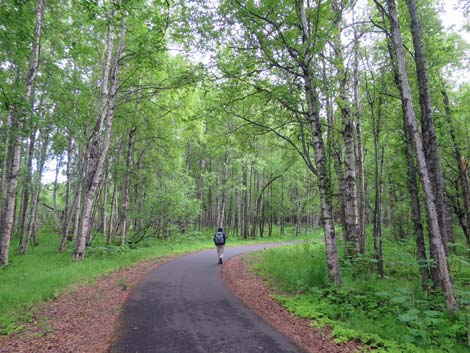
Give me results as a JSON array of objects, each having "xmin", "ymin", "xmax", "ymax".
[{"xmin": 0, "ymin": 0, "xmax": 469, "ymax": 310}]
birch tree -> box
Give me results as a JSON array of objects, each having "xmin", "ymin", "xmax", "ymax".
[
  {"xmin": 384, "ymin": 0, "xmax": 457, "ymax": 310},
  {"xmin": 0, "ymin": 0, "xmax": 46, "ymax": 266},
  {"xmin": 73, "ymin": 5, "xmax": 127, "ymax": 260},
  {"xmin": 443, "ymin": 90, "xmax": 470, "ymax": 248},
  {"xmin": 331, "ymin": 0, "xmax": 359, "ymax": 258},
  {"xmin": 406, "ymin": 0, "xmax": 452, "ymax": 250}
]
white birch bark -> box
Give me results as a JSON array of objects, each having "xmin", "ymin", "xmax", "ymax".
[
  {"xmin": 442, "ymin": 91, "xmax": 470, "ymax": 247},
  {"xmin": 0, "ymin": 110, "xmax": 14, "ymax": 225},
  {"xmin": 22, "ymin": 130, "xmax": 49, "ymax": 254},
  {"xmin": 74, "ymin": 7, "xmax": 127, "ymax": 260},
  {"xmin": 62, "ymin": 127, "xmax": 74, "ymax": 236},
  {"xmin": 121, "ymin": 127, "xmax": 135, "ymax": 246},
  {"xmin": 352, "ymin": 9, "xmax": 367, "ymax": 253},
  {"xmin": 0, "ymin": 0, "xmax": 46, "ymax": 266},
  {"xmin": 386, "ymin": 0, "xmax": 457, "ymax": 310},
  {"xmin": 59, "ymin": 145, "xmax": 84, "ymax": 252},
  {"xmin": 332, "ymin": 0, "xmax": 359, "ymax": 258},
  {"xmin": 107, "ymin": 168, "xmax": 118, "ymax": 243},
  {"xmin": 298, "ymin": 1, "xmax": 341, "ymax": 284},
  {"xmin": 18, "ymin": 128, "xmax": 36, "ymax": 251},
  {"xmin": 406, "ymin": 0, "xmax": 451, "ymax": 250},
  {"xmin": 217, "ymin": 151, "xmax": 229, "ymax": 229}
]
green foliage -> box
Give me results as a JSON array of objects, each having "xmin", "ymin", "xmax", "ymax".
[
  {"xmin": 252, "ymin": 235, "xmax": 470, "ymax": 352},
  {"xmin": 251, "ymin": 239, "xmax": 327, "ymax": 293}
]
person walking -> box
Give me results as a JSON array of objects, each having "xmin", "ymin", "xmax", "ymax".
[{"xmin": 213, "ymin": 227, "xmax": 226, "ymax": 264}]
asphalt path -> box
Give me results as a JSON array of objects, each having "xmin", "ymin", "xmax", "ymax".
[{"xmin": 110, "ymin": 242, "xmax": 304, "ymax": 353}]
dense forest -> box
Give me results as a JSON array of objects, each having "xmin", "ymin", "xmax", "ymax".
[{"xmin": 0, "ymin": 0, "xmax": 469, "ymax": 317}]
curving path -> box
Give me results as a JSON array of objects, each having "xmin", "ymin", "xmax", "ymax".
[{"xmin": 109, "ymin": 242, "xmax": 304, "ymax": 353}]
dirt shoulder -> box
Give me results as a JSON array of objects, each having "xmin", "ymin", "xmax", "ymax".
[{"xmin": 222, "ymin": 254, "xmax": 362, "ymax": 353}]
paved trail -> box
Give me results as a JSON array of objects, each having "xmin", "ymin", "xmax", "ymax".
[{"xmin": 110, "ymin": 243, "xmax": 303, "ymax": 353}]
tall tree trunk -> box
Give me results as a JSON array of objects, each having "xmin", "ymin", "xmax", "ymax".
[
  {"xmin": 107, "ymin": 149, "xmax": 120, "ymax": 244},
  {"xmin": 71, "ymin": 186, "xmax": 81, "ymax": 245},
  {"xmin": 235, "ymin": 173, "xmax": 241, "ymax": 236},
  {"xmin": 217, "ymin": 151, "xmax": 229, "ymax": 229},
  {"xmin": 74, "ymin": 8, "xmax": 126, "ymax": 260},
  {"xmin": 332, "ymin": 0, "xmax": 359, "ymax": 259},
  {"xmin": 353, "ymin": 11, "xmax": 367, "ymax": 254},
  {"xmin": 404, "ymin": 123, "xmax": 431, "ymax": 290},
  {"xmin": 268, "ymin": 182, "xmax": 273, "ymax": 237},
  {"xmin": 251, "ymin": 168, "xmax": 260, "ymax": 238},
  {"xmin": 74, "ymin": 7, "xmax": 116, "ymax": 256},
  {"xmin": 198, "ymin": 162, "xmax": 205, "ymax": 231},
  {"xmin": 305, "ymin": 172, "xmax": 314, "ymax": 234},
  {"xmin": 100, "ymin": 169, "xmax": 109, "ymax": 237},
  {"xmin": 248, "ymin": 162, "xmax": 254, "ymax": 237},
  {"xmin": 242, "ymin": 162, "xmax": 249, "ymax": 239},
  {"xmin": 198, "ymin": 143, "xmax": 206, "ymax": 231},
  {"xmin": 23, "ymin": 130, "xmax": 49, "ymax": 254},
  {"xmin": 325, "ymin": 76, "xmax": 347, "ymax": 242},
  {"xmin": 0, "ymin": 0, "xmax": 46, "ymax": 266},
  {"xmin": 121, "ymin": 75, "xmax": 141, "ymax": 241},
  {"xmin": 121, "ymin": 127, "xmax": 136, "ymax": 246},
  {"xmin": 62, "ymin": 131, "xmax": 73, "ymax": 239},
  {"xmin": 333, "ymin": 149, "xmax": 347, "ymax": 241},
  {"xmin": 255, "ymin": 173, "xmax": 283, "ymax": 239},
  {"xmin": 185, "ymin": 142, "xmax": 191, "ymax": 176},
  {"xmin": 373, "ymin": 140, "xmax": 384, "ymax": 278},
  {"xmin": 133, "ymin": 158, "xmax": 143, "ymax": 233},
  {"xmin": 207, "ymin": 158, "xmax": 213, "ymax": 228},
  {"xmin": 52, "ymin": 156, "xmax": 63, "ymax": 228},
  {"xmin": 406, "ymin": 0, "xmax": 451, "ymax": 253},
  {"xmin": 230, "ymin": 172, "xmax": 237, "ymax": 235},
  {"xmin": 298, "ymin": 2, "xmax": 341, "ymax": 284},
  {"xmin": 367, "ymin": 76, "xmax": 385, "ymax": 277},
  {"xmin": 259, "ymin": 197, "xmax": 265, "ymax": 238},
  {"xmin": 308, "ymin": 95, "xmax": 341, "ymax": 284},
  {"xmin": 59, "ymin": 147, "xmax": 84, "ymax": 252},
  {"xmin": 215, "ymin": 161, "xmax": 221, "ymax": 229},
  {"xmin": 18, "ymin": 127, "xmax": 36, "ymax": 252},
  {"xmin": 0, "ymin": 110, "xmax": 15, "ymax": 227},
  {"xmin": 296, "ymin": 186, "xmax": 302, "ymax": 237},
  {"xmin": 442, "ymin": 90, "xmax": 470, "ymax": 247},
  {"xmin": 298, "ymin": 1, "xmax": 340, "ymax": 285},
  {"xmin": 382, "ymin": 11, "xmax": 437, "ymax": 288},
  {"xmin": 280, "ymin": 176, "xmax": 285, "ymax": 236},
  {"xmin": 386, "ymin": 0, "xmax": 457, "ymax": 310},
  {"xmin": 445, "ymin": 195, "xmax": 455, "ymax": 245}
]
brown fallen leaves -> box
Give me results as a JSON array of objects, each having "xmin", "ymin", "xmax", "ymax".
[{"xmin": 221, "ymin": 255, "xmax": 362, "ymax": 353}]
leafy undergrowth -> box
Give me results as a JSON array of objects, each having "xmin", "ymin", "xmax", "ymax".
[
  {"xmin": 251, "ymin": 236, "xmax": 470, "ymax": 353},
  {"xmin": 0, "ymin": 227, "xmax": 308, "ymax": 335}
]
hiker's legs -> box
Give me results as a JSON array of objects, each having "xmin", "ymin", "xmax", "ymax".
[{"xmin": 216, "ymin": 245, "xmax": 224, "ymax": 261}]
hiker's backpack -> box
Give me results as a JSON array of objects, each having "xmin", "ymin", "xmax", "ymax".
[{"xmin": 214, "ymin": 231, "xmax": 224, "ymax": 245}]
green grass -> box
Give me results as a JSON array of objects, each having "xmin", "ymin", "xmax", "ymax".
[
  {"xmin": 0, "ymin": 226, "xmax": 310, "ymax": 335},
  {"xmin": 251, "ymin": 232, "xmax": 470, "ymax": 353},
  {"xmin": 250, "ymin": 237, "xmax": 327, "ymax": 292}
]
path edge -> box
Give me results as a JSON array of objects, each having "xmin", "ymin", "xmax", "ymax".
[{"xmin": 221, "ymin": 253, "xmax": 362, "ymax": 353}]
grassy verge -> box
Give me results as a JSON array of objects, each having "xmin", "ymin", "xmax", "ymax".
[
  {"xmin": 0, "ymin": 227, "xmax": 309, "ymax": 335},
  {"xmin": 250, "ymin": 231, "xmax": 470, "ymax": 353}
]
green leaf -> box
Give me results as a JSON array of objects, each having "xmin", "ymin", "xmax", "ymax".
[{"xmin": 397, "ymin": 310, "xmax": 419, "ymax": 323}]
